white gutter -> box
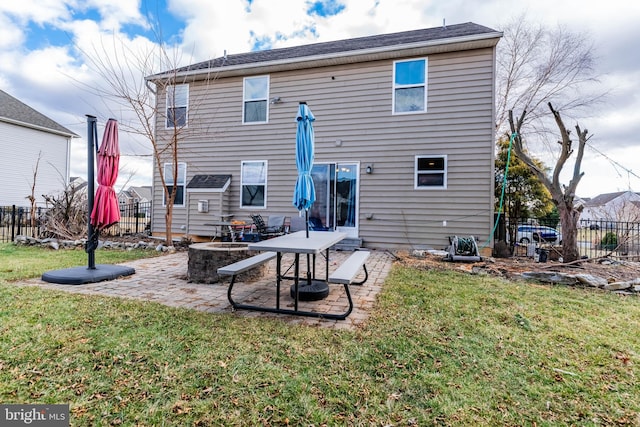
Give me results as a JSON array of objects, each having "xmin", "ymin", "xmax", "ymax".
[{"xmin": 0, "ymin": 117, "xmax": 79, "ymax": 138}]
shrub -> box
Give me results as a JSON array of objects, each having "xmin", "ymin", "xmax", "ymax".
[{"xmin": 601, "ymin": 231, "xmax": 618, "ymax": 248}]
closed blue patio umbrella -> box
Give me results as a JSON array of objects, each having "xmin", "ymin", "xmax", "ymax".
[
  {"xmin": 290, "ymin": 102, "xmax": 328, "ymax": 301},
  {"xmin": 292, "ymin": 102, "xmax": 316, "ymax": 238}
]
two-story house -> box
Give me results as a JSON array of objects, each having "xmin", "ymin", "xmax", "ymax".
[
  {"xmin": 0, "ymin": 90, "xmax": 78, "ymax": 207},
  {"xmin": 146, "ymin": 22, "xmax": 502, "ymax": 251},
  {"xmin": 118, "ymin": 186, "xmax": 152, "ymax": 206}
]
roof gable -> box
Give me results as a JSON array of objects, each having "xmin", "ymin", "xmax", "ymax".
[
  {"xmin": 129, "ymin": 186, "xmax": 152, "ymax": 200},
  {"xmin": 0, "ymin": 90, "xmax": 78, "ymax": 137}
]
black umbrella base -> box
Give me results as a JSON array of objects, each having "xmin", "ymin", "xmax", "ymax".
[
  {"xmin": 42, "ymin": 264, "xmax": 135, "ymax": 285},
  {"xmin": 290, "ymin": 279, "xmax": 330, "ymax": 301}
]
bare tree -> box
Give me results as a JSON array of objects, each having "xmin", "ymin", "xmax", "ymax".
[
  {"xmin": 75, "ymin": 29, "xmax": 204, "ymax": 246},
  {"xmin": 497, "ymin": 16, "xmax": 605, "ymax": 263},
  {"xmin": 509, "ymin": 103, "xmax": 590, "ymax": 262},
  {"xmin": 496, "ymin": 15, "xmax": 603, "ymax": 136},
  {"xmin": 26, "ymin": 151, "xmax": 42, "ymax": 237}
]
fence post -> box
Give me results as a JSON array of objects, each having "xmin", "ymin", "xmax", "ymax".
[
  {"xmin": 18, "ymin": 207, "xmax": 24, "ymax": 237},
  {"xmin": 135, "ymin": 202, "xmax": 140, "ymax": 233},
  {"xmin": 37, "ymin": 207, "xmax": 41, "ymax": 238},
  {"xmin": 11, "ymin": 205, "xmax": 16, "ymax": 242}
]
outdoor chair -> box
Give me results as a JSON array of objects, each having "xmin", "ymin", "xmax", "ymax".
[
  {"xmin": 289, "ymin": 215, "xmax": 307, "ymax": 233},
  {"xmin": 250, "ymin": 214, "xmax": 286, "ymax": 240}
]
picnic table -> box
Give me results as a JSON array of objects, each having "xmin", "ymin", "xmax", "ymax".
[{"xmin": 219, "ymin": 230, "xmax": 369, "ymax": 320}]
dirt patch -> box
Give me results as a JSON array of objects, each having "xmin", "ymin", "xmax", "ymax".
[{"xmin": 393, "ymin": 250, "xmax": 640, "ymax": 284}]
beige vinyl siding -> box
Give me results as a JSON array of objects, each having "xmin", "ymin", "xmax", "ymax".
[
  {"xmin": 184, "ymin": 190, "xmax": 231, "ymax": 237},
  {"xmin": 152, "ymin": 47, "xmax": 496, "ymax": 250}
]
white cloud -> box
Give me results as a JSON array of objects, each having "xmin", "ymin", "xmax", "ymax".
[
  {"xmin": 0, "ymin": 0, "xmax": 72, "ymax": 25},
  {"xmin": 1, "ymin": 0, "xmax": 639, "ymax": 197}
]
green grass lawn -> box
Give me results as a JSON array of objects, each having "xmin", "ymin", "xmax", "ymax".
[
  {"xmin": 0, "ymin": 243, "xmax": 161, "ymax": 281},
  {"xmin": 1, "ymin": 244, "xmax": 639, "ymax": 425}
]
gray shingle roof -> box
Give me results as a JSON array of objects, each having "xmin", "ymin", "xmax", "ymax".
[
  {"xmin": 186, "ymin": 175, "xmax": 232, "ymax": 190},
  {"xmin": 166, "ymin": 22, "xmax": 498, "ymax": 75},
  {"xmin": 0, "ymin": 89, "xmax": 78, "ymax": 137},
  {"xmin": 584, "ymin": 191, "xmax": 640, "ymax": 207},
  {"xmin": 128, "ymin": 186, "xmax": 153, "ymax": 201},
  {"xmin": 584, "ymin": 192, "xmax": 627, "ymax": 207}
]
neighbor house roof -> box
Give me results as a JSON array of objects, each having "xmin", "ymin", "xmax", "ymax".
[
  {"xmin": 128, "ymin": 186, "xmax": 152, "ymax": 201},
  {"xmin": 584, "ymin": 191, "xmax": 632, "ymax": 207},
  {"xmin": 0, "ymin": 90, "xmax": 78, "ymax": 138},
  {"xmin": 148, "ymin": 22, "xmax": 501, "ymax": 81}
]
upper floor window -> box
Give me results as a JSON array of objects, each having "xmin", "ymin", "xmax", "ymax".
[
  {"xmin": 393, "ymin": 59, "xmax": 427, "ymax": 114},
  {"xmin": 166, "ymin": 84, "xmax": 189, "ymax": 128},
  {"xmin": 415, "ymin": 155, "xmax": 446, "ymax": 189},
  {"xmin": 243, "ymin": 76, "xmax": 269, "ymax": 123},
  {"xmin": 163, "ymin": 162, "xmax": 186, "ymax": 206},
  {"xmin": 240, "ymin": 160, "xmax": 267, "ymax": 208}
]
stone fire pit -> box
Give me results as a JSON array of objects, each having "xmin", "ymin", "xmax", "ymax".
[{"xmin": 187, "ymin": 242, "xmax": 267, "ymax": 283}]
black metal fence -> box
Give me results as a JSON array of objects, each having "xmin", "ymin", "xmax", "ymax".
[
  {"xmin": 0, "ymin": 202, "xmax": 152, "ymax": 243},
  {"xmin": 494, "ymin": 216, "xmax": 640, "ymax": 260},
  {"xmin": 111, "ymin": 201, "xmax": 152, "ymax": 236},
  {"xmin": 0, "ymin": 205, "xmax": 48, "ymax": 243},
  {"xmin": 576, "ymin": 219, "xmax": 640, "ymax": 260}
]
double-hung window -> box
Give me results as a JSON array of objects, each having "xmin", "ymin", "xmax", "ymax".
[
  {"xmin": 243, "ymin": 76, "xmax": 269, "ymax": 123},
  {"xmin": 166, "ymin": 84, "xmax": 188, "ymax": 128},
  {"xmin": 415, "ymin": 155, "xmax": 447, "ymax": 189},
  {"xmin": 393, "ymin": 59, "xmax": 427, "ymax": 114},
  {"xmin": 163, "ymin": 162, "xmax": 186, "ymax": 206},
  {"xmin": 241, "ymin": 160, "xmax": 267, "ymax": 208}
]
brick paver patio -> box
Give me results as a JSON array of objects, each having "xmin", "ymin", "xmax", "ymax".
[{"xmin": 18, "ymin": 249, "xmax": 394, "ymax": 330}]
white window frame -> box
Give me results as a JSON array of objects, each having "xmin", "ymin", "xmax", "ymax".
[
  {"xmin": 240, "ymin": 160, "xmax": 268, "ymax": 208},
  {"xmin": 414, "ymin": 155, "xmax": 447, "ymax": 189},
  {"xmin": 243, "ymin": 76, "xmax": 269, "ymax": 124},
  {"xmin": 163, "ymin": 162, "xmax": 187, "ymax": 207},
  {"xmin": 166, "ymin": 84, "xmax": 189, "ymax": 129},
  {"xmin": 392, "ymin": 58, "xmax": 428, "ymax": 115}
]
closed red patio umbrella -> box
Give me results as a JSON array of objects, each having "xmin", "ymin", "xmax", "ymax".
[
  {"xmin": 41, "ymin": 116, "xmax": 135, "ymax": 284},
  {"xmin": 90, "ymin": 118, "xmax": 121, "ymax": 230}
]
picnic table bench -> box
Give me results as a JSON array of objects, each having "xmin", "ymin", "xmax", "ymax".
[{"xmin": 328, "ymin": 250, "xmax": 370, "ymax": 285}]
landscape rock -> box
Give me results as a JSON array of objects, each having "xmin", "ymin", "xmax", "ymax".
[
  {"xmin": 574, "ymin": 274, "xmax": 609, "ymax": 288},
  {"xmin": 603, "ymin": 281, "xmax": 633, "ymax": 291},
  {"xmin": 520, "ymin": 271, "xmax": 580, "ymax": 285},
  {"xmin": 12, "ymin": 235, "xmax": 159, "ymax": 252},
  {"xmin": 520, "ymin": 270, "xmax": 640, "ymax": 295}
]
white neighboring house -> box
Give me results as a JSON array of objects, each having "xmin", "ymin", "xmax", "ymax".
[
  {"xmin": 0, "ymin": 90, "xmax": 78, "ymax": 207},
  {"xmin": 580, "ymin": 191, "xmax": 640, "ymax": 223}
]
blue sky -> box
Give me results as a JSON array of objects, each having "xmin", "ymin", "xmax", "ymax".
[{"xmin": 1, "ymin": 0, "xmax": 639, "ymax": 197}]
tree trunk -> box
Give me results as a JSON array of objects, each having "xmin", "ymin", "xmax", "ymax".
[
  {"xmin": 165, "ymin": 204, "xmax": 174, "ymax": 246},
  {"xmin": 557, "ymin": 200, "xmax": 580, "ymax": 262}
]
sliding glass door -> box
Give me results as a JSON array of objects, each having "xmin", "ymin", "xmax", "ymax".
[{"xmin": 310, "ymin": 162, "xmax": 359, "ymax": 238}]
